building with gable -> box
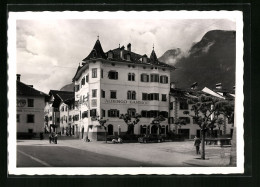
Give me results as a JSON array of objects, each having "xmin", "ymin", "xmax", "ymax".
[
  {"xmin": 72, "ymin": 38, "xmax": 176, "ymax": 141},
  {"xmin": 169, "ymin": 82, "xmax": 235, "ymax": 139},
  {"xmin": 16, "ymin": 74, "xmax": 48, "ymax": 138}
]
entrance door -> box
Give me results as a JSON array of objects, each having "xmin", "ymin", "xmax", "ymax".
[
  {"xmin": 196, "ymin": 130, "xmax": 201, "ymax": 138},
  {"xmin": 151, "ymin": 125, "xmax": 158, "ymax": 134},
  {"xmin": 178, "ymin": 129, "xmax": 190, "ymax": 139}
]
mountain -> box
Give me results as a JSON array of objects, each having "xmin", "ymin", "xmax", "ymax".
[
  {"xmin": 160, "ymin": 30, "xmax": 236, "ymax": 90},
  {"xmin": 60, "ymin": 83, "xmax": 74, "ymax": 92},
  {"xmin": 158, "ymin": 48, "xmax": 183, "ymax": 66}
]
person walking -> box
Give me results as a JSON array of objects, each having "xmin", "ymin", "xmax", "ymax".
[{"xmin": 194, "ymin": 136, "xmax": 201, "ymax": 154}]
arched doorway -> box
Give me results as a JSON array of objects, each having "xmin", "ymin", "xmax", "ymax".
[
  {"xmin": 151, "ymin": 125, "xmax": 158, "ymax": 134},
  {"xmin": 108, "ymin": 124, "xmax": 113, "ymax": 135}
]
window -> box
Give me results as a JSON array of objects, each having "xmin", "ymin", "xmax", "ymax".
[
  {"xmin": 101, "ymin": 90, "xmax": 105, "ymax": 98},
  {"xmin": 27, "ymin": 114, "xmax": 34, "ymax": 123},
  {"xmin": 141, "ymin": 110, "xmax": 150, "ymax": 118},
  {"xmin": 75, "ymin": 85, "xmax": 80, "ymax": 92},
  {"xmin": 179, "ymin": 117, "xmax": 190, "ymax": 124},
  {"xmin": 65, "ymin": 106, "xmax": 67, "ymax": 111},
  {"xmin": 61, "ymin": 117, "xmax": 63, "ymax": 123},
  {"xmin": 168, "ymin": 117, "xmax": 174, "ymax": 124},
  {"xmin": 126, "ymin": 54, "xmax": 131, "ymax": 61},
  {"xmin": 17, "ymin": 114, "xmax": 20, "ymax": 123},
  {"xmin": 128, "ymin": 73, "xmax": 135, "ymax": 81},
  {"xmin": 73, "ymin": 115, "xmax": 79, "ymax": 121},
  {"xmin": 57, "ymin": 117, "xmax": 60, "ymax": 123},
  {"xmin": 142, "ymin": 93, "xmax": 148, "ymax": 100},
  {"xmin": 82, "ymin": 111, "xmax": 88, "ymax": 118},
  {"xmin": 108, "ymin": 109, "xmax": 120, "ymax": 117},
  {"xmin": 127, "ymin": 91, "xmax": 136, "ymax": 100},
  {"xmin": 169, "ymin": 102, "xmax": 173, "ymax": 110},
  {"xmin": 86, "ymin": 75, "xmax": 89, "ymax": 82},
  {"xmin": 149, "ymin": 93, "xmax": 159, "ymax": 101},
  {"xmin": 160, "ymin": 75, "xmax": 169, "ymax": 84},
  {"xmin": 110, "ymin": 90, "xmax": 117, "ymax": 99},
  {"xmin": 159, "ymin": 111, "xmax": 168, "ymax": 118},
  {"xmin": 141, "ymin": 74, "xmax": 149, "ymax": 82},
  {"xmin": 150, "ymin": 110, "xmax": 159, "ymax": 118},
  {"xmin": 108, "ymin": 124, "xmax": 114, "ymax": 135},
  {"xmin": 127, "ymin": 108, "xmax": 136, "ymax": 117},
  {"xmin": 92, "ymin": 68, "xmax": 97, "ymax": 78},
  {"xmin": 81, "ymin": 77, "xmax": 85, "ymax": 86},
  {"xmin": 108, "ymin": 52, "xmax": 113, "ymax": 59},
  {"xmin": 142, "ymin": 56, "xmax": 147, "ymax": 63},
  {"xmin": 90, "ymin": 109, "xmax": 97, "ymax": 117},
  {"xmin": 108, "ymin": 71, "xmax": 118, "ymax": 80},
  {"xmin": 162, "ymin": 94, "xmax": 167, "ymax": 101},
  {"xmin": 28, "ymin": 99, "xmax": 34, "ymax": 107},
  {"xmin": 102, "ymin": 109, "xmax": 106, "ymax": 117},
  {"xmin": 101, "ymin": 69, "xmax": 103, "ymax": 78},
  {"xmin": 61, "ymin": 106, "xmax": 64, "ymax": 111},
  {"xmin": 180, "ymin": 100, "xmax": 188, "ymax": 110},
  {"xmin": 92, "ymin": 89, "xmax": 97, "ymax": 98},
  {"xmin": 49, "ymin": 116, "xmax": 52, "ymax": 121},
  {"xmin": 150, "ymin": 74, "xmax": 159, "ymax": 82}
]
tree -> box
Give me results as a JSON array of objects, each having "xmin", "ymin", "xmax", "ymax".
[
  {"xmin": 174, "ymin": 117, "xmax": 186, "ymax": 134},
  {"xmin": 92, "ymin": 116, "xmax": 108, "ymax": 143},
  {"xmin": 187, "ymin": 94, "xmax": 233, "ymax": 160},
  {"xmin": 151, "ymin": 115, "xmax": 166, "ymax": 135},
  {"xmin": 119, "ymin": 113, "xmax": 141, "ymax": 134}
]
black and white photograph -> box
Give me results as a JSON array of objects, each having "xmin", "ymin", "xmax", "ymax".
[{"xmin": 7, "ymin": 11, "xmax": 244, "ymax": 175}]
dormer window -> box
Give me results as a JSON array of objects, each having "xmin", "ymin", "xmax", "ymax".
[
  {"xmin": 126, "ymin": 54, "xmax": 131, "ymax": 61},
  {"xmin": 108, "ymin": 51, "xmax": 113, "ymax": 59},
  {"xmin": 92, "ymin": 50, "xmax": 97, "ymax": 58},
  {"xmin": 142, "ymin": 56, "xmax": 147, "ymax": 63}
]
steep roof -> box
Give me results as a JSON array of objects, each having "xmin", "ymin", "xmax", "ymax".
[
  {"xmin": 17, "ymin": 81, "xmax": 48, "ymax": 97},
  {"xmin": 82, "ymin": 39, "xmax": 106, "ymax": 61},
  {"xmin": 49, "ymin": 90, "xmax": 74, "ymax": 107}
]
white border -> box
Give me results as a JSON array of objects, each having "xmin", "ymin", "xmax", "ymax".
[{"xmin": 8, "ymin": 11, "xmax": 244, "ymax": 175}]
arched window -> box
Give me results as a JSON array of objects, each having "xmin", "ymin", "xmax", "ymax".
[
  {"xmin": 108, "ymin": 124, "xmax": 113, "ymax": 135},
  {"xmin": 127, "ymin": 91, "xmax": 136, "ymax": 100},
  {"xmin": 128, "ymin": 73, "xmax": 135, "ymax": 81},
  {"xmin": 151, "ymin": 125, "xmax": 158, "ymax": 134},
  {"xmin": 127, "ymin": 91, "xmax": 131, "ymax": 100},
  {"xmin": 132, "ymin": 91, "xmax": 136, "ymax": 100}
]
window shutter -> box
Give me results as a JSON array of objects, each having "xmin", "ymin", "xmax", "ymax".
[
  {"xmin": 117, "ymin": 110, "xmax": 120, "ymax": 117},
  {"xmin": 141, "ymin": 74, "xmax": 143, "ymax": 82},
  {"xmin": 108, "ymin": 110, "xmax": 111, "ymax": 117},
  {"xmin": 116, "ymin": 72, "xmax": 118, "ymax": 79},
  {"xmin": 148, "ymin": 94, "xmax": 151, "ymax": 100},
  {"xmin": 160, "ymin": 76, "xmax": 163, "ymax": 83},
  {"xmin": 166, "ymin": 76, "xmax": 168, "ymax": 83},
  {"xmin": 147, "ymin": 75, "xmax": 149, "ymax": 82}
]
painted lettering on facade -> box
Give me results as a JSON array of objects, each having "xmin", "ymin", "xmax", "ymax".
[{"xmin": 104, "ymin": 99, "xmax": 148, "ymax": 105}]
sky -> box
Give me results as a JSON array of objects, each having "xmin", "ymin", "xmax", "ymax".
[{"xmin": 16, "ymin": 17, "xmax": 236, "ymax": 93}]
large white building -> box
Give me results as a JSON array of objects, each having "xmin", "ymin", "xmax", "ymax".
[{"xmin": 72, "ymin": 39, "xmax": 176, "ymax": 141}]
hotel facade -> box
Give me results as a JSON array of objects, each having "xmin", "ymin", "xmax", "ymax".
[{"xmin": 72, "ymin": 39, "xmax": 176, "ymax": 141}]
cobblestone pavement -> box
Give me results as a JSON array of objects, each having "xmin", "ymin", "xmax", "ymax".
[{"xmin": 17, "ymin": 138, "xmax": 232, "ymax": 167}]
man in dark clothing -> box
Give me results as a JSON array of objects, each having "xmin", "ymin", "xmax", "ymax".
[{"xmin": 194, "ymin": 136, "xmax": 201, "ymax": 154}]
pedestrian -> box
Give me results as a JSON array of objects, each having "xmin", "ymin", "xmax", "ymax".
[{"xmin": 194, "ymin": 136, "xmax": 201, "ymax": 154}]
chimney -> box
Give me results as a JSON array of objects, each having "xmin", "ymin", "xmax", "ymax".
[
  {"xmin": 216, "ymin": 83, "xmax": 222, "ymax": 89},
  {"xmin": 191, "ymin": 82, "xmax": 198, "ymax": 90},
  {"xmin": 120, "ymin": 46, "xmax": 125, "ymax": 59},
  {"xmin": 28, "ymin": 85, "xmax": 33, "ymax": 88},
  {"xmin": 17, "ymin": 74, "xmax": 21, "ymax": 82},
  {"xmin": 127, "ymin": 43, "xmax": 131, "ymax": 52},
  {"xmin": 170, "ymin": 82, "xmax": 176, "ymax": 89}
]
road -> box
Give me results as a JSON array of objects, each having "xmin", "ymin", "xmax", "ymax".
[
  {"xmin": 17, "ymin": 144, "xmax": 160, "ymax": 167},
  {"xmin": 16, "ymin": 138, "xmax": 231, "ymax": 167}
]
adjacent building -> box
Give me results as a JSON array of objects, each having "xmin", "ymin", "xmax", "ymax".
[
  {"xmin": 169, "ymin": 82, "xmax": 235, "ymax": 139},
  {"xmin": 72, "ymin": 39, "xmax": 176, "ymax": 141},
  {"xmin": 17, "ymin": 74, "xmax": 48, "ymax": 138}
]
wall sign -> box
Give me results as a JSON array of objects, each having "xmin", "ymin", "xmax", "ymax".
[
  {"xmin": 104, "ymin": 99, "xmax": 148, "ymax": 105},
  {"xmin": 17, "ymin": 99, "xmax": 26, "ymax": 107}
]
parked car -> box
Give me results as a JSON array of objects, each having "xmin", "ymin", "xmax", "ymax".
[{"xmin": 138, "ymin": 134, "xmax": 164, "ymax": 143}]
